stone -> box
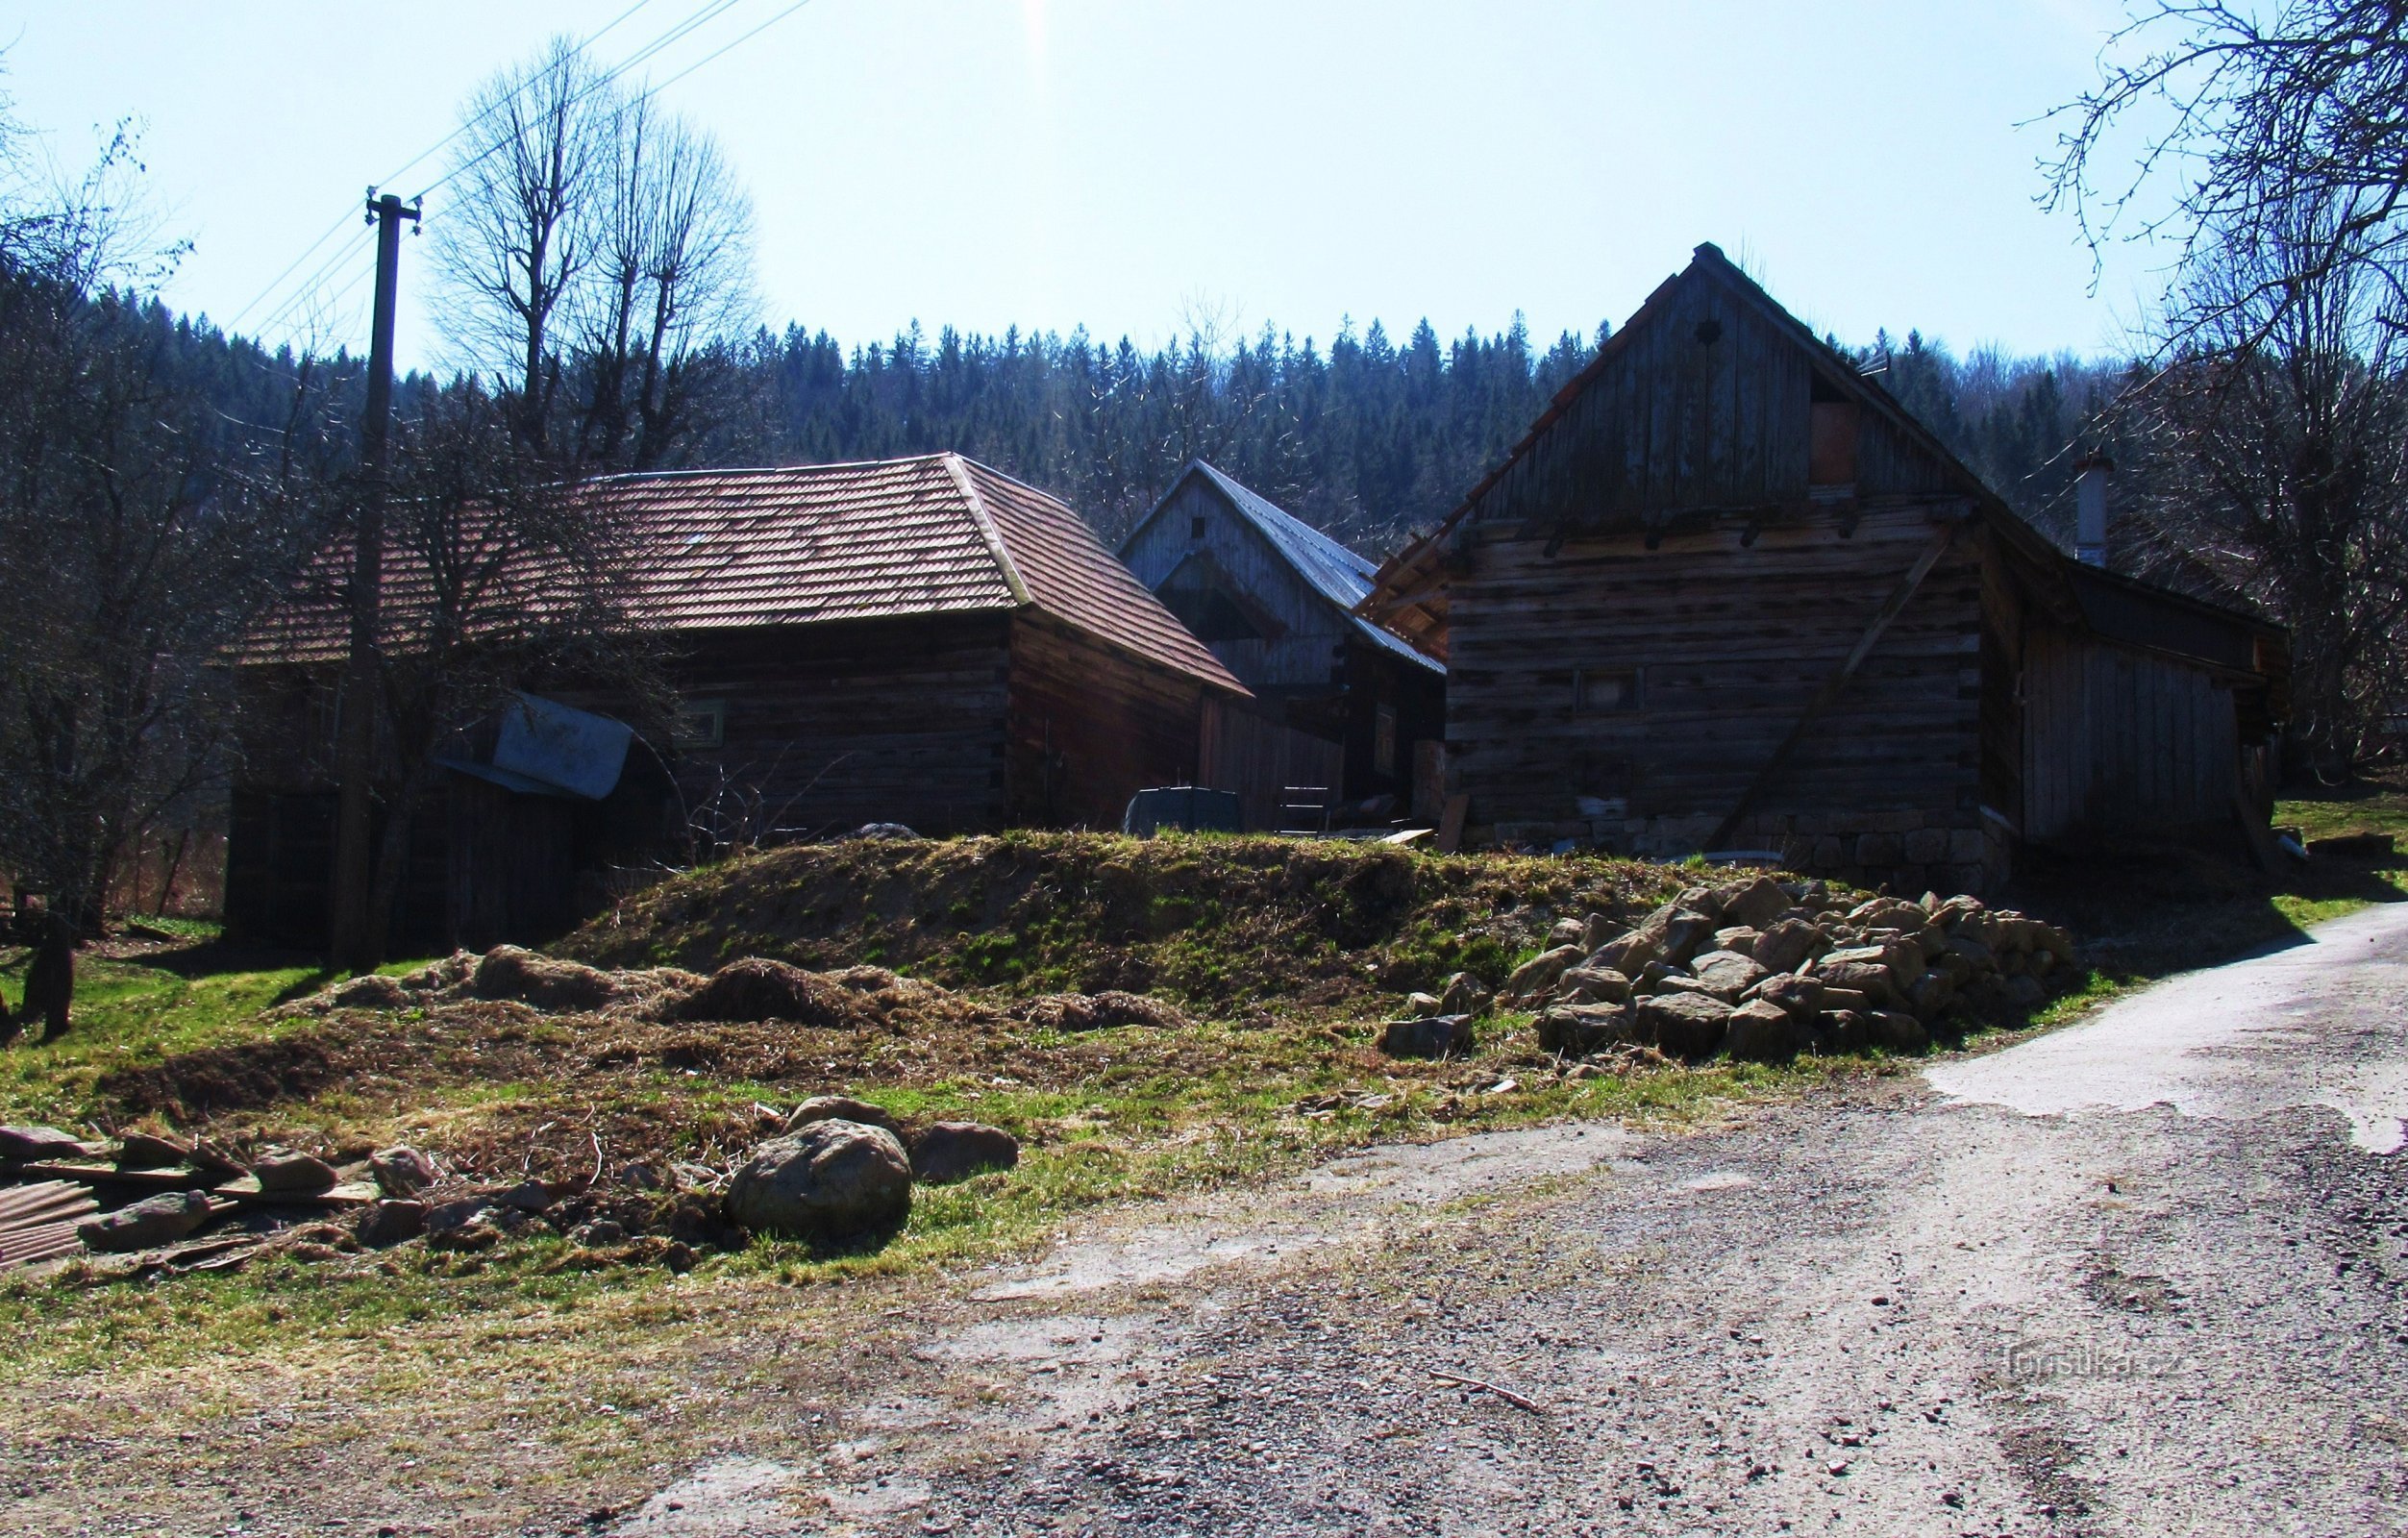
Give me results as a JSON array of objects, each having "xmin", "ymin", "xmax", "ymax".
[
  {"xmin": 79, "ymin": 1191, "xmax": 211, "ymax": 1253},
  {"xmin": 368, "ymin": 1145, "xmax": 439, "ymax": 1197},
  {"xmin": 1378, "ymin": 1015, "xmax": 1476, "ymax": 1058},
  {"xmin": 678, "ymin": 957, "xmax": 869, "ymax": 1029},
  {"xmin": 358, "ymin": 1200, "xmax": 428, "ymax": 1248},
  {"xmin": 2002, "ymin": 974, "xmax": 2048, "ymax": 1009},
  {"xmin": 1723, "ymin": 1000, "xmax": 1798, "ymax": 1062},
  {"xmin": 1902, "ymin": 827, "xmax": 1950, "ymax": 866},
  {"xmin": 1820, "ymin": 986, "xmax": 1873, "ymax": 1014},
  {"xmin": 1854, "ymin": 832, "xmax": 1903, "ymax": 867},
  {"xmin": 1818, "ymin": 1010, "xmax": 1871, "ymax": 1054},
  {"xmin": 1590, "ymin": 930, "xmax": 1659, "ymax": 976},
  {"xmin": 1674, "ymin": 885, "xmax": 1726, "ymax": 922},
  {"xmin": 113, "ymin": 1129, "xmax": 193, "ymax": 1171},
  {"xmin": 1869, "ymin": 1010, "xmax": 1930, "ymax": 1054},
  {"xmin": 330, "ymin": 974, "xmax": 410, "ymax": 1010},
  {"xmin": 1503, "ymin": 945, "xmax": 1584, "ymax": 1004},
  {"xmin": 1436, "ymin": 972, "xmax": 1493, "ymax": 1018},
  {"xmin": 568, "ymin": 1219, "xmax": 628, "ymax": 1247},
  {"xmin": 906, "ymin": 1122, "xmax": 1020, "ymax": 1183},
  {"xmin": 1657, "ymin": 910, "xmax": 1721, "ymax": 966},
  {"xmin": 1688, "ymin": 951, "xmax": 1770, "ymax": 1002},
  {"xmin": 1577, "ymin": 912, "xmax": 1623, "ymax": 953},
  {"xmin": 1555, "ymin": 966, "xmax": 1631, "ymax": 1005},
  {"xmin": 1710, "ymin": 926, "xmax": 1762, "ymax": 958},
  {"xmin": 426, "ymin": 1197, "xmax": 499, "ymax": 1234},
  {"xmin": 1635, "ymin": 992, "xmax": 1733, "ymax": 1059},
  {"xmin": 1536, "ymin": 1005, "xmax": 1631, "ymax": 1056},
  {"xmin": 724, "ymin": 1121, "xmax": 913, "ymax": 1240},
  {"xmin": 1748, "ymin": 972, "xmax": 1825, "ymax": 1020},
  {"xmin": 1403, "ymin": 991, "xmax": 1444, "ymax": 1020},
  {"xmin": 253, "ymin": 1151, "xmax": 337, "ymax": 1195},
  {"xmin": 1720, "ymin": 876, "xmax": 1791, "ymax": 930},
  {"xmin": 496, "ymin": 1179, "xmax": 554, "ymax": 1213},
  {"xmin": 786, "ymin": 1095, "xmax": 904, "ymax": 1137},
  {"xmin": 1904, "ymin": 972, "xmax": 1955, "ymax": 1020},
  {"xmin": 1751, "ymin": 918, "xmax": 1821, "ymax": 977},
  {"xmin": 1815, "ymin": 960, "xmax": 1898, "ymax": 1008},
  {"xmin": 0, "ymin": 1125, "xmax": 87, "ymax": 1162},
  {"xmin": 473, "ymin": 946, "xmax": 622, "ymax": 1012},
  {"xmin": 1945, "ymin": 934, "xmax": 1998, "ymax": 972},
  {"xmin": 1548, "ymin": 917, "xmax": 1587, "ymax": 950}
]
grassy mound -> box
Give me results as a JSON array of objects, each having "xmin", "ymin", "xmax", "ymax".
[{"xmin": 562, "ymin": 831, "xmax": 1685, "ymax": 1009}]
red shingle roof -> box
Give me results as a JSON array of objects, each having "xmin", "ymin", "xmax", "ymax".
[{"xmin": 247, "ymin": 454, "xmax": 1246, "ymax": 695}]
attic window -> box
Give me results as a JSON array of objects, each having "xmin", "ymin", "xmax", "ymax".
[
  {"xmin": 1190, "ymin": 514, "xmax": 1206, "ymax": 540},
  {"xmin": 1160, "ymin": 584, "xmax": 1262, "ymax": 644},
  {"xmin": 1694, "ymin": 319, "xmax": 1723, "ymax": 346},
  {"xmin": 1810, "ymin": 400, "xmax": 1860, "ymax": 486},
  {"xmin": 1575, "ymin": 667, "xmax": 1641, "ymax": 714}
]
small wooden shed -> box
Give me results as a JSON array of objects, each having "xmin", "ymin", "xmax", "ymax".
[
  {"xmin": 1358, "ymin": 244, "xmax": 2288, "ymax": 890},
  {"xmin": 1120, "ymin": 461, "xmax": 1446, "ymax": 829},
  {"xmin": 227, "ymin": 454, "xmax": 1248, "ymax": 949}
]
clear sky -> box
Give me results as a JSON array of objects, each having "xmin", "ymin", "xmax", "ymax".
[{"xmin": 1, "ymin": 0, "xmax": 2162, "ymax": 373}]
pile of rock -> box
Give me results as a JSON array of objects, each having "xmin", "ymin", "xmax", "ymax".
[{"xmin": 1382, "ymin": 876, "xmax": 2077, "ymax": 1064}]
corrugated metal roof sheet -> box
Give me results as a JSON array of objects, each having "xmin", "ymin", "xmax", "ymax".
[
  {"xmin": 246, "ymin": 455, "xmax": 1245, "ymax": 695},
  {"xmin": 1132, "ymin": 460, "xmax": 1443, "ymax": 674}
]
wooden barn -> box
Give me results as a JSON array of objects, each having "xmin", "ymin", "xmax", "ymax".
[
  {"xmin": 1358, "ymin": 244, "xmax": 2289, "ymax": 891},
  {"xmin": 1120, "ymin": 461, "xmax": 1446, "ymax": 829},
  {"xmin": 227, "ymin": 454, "xmax": 1248, "ymax": 949}
]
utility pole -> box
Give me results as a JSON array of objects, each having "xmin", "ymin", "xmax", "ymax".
[{"xmin": 329, "ymin": 188, "xmax": 422, "ymax": 973}]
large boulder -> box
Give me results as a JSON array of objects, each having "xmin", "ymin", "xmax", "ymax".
[
  {"xmin": 1503, "ymin": 946, "xmax": 1583, "ymax": 1004},
  {"xmin": 1719, "ymin": 876, "xmax": 1792, "ymax": 931},
  {"xmin": 1815, "ymin": 958, "xmax": 1899, "ymax": 1008},
  {"xmin": 786, "ymin": 1094, "xmax": 903, "ymax": 1137},
  {"xmin": 678, "ymin": 958, "xmax": 869, "ymax": 1029},
  {"xmin": 1555, "ymin": 966, "xmax": 1631, "ymax": 1006},
  {"xmin": 906, "ymin": 1122, "xmax": 1020, "ymax": 1183},
  {"xmin": 1723, "ymin": 1000, "xmax": 1798, "ymax": 1062},
  {"xmin": 1751, "ymin": 918, "xmax": 1823, "ymax": 977},
  {"xmin": 79, "ymin": 1191, "xmax": 211, "ymax": 1253},
  {"xmin": 1636, "ymin": 992, "xmax": 1732, "ymax": 1059},
  {"xmin": 725, "ymin": 1121, "xmax": 913, "ymax": 1240},
  {"xmin": 472, "ymin": 946, "xmax": 622, "ymax": 1012},
  {"xmin": 1688, "ymin": 951, "xmax": 1770, "ymax": 1003},
  {"xmin": 1537, "ymin": 1005, "xmax": 1631, "ymax": 1056}
]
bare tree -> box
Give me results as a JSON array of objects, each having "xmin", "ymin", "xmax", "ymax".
[
  {"xmin": 0, "ymin": 119, "xmax": 326, "ymax": 1031},
  {"xmin": 434, "ymin": 38, "xmax": 755, "ymax": 469},
  {"xmin": 2045, "ymin": 1, "xmax": 2408, "ymax": 337},
  {"xmin": 262, "ymin": 383, "xmax": 667, "ymax": 965},
  {"xmin": 2118, "ymin": 192, "xmax": 2408, "ymax": 771}
]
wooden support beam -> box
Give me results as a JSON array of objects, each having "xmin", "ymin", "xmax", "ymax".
[{"xmin": 1702, "ymin": 523, "xmax": 1959, "ymax": 853}]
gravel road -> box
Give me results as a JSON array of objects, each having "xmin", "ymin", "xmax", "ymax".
[{"xmin": 618, "ymin": 901, "xmax": 2408, "ymax": 1537}]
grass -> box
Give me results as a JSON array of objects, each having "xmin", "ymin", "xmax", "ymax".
[{"xmin": 5, "ymin": 779, "xmax": 2401, "ymax": 1393}]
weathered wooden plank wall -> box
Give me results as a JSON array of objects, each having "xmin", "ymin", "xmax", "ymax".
[
  {"xmin": 1120, "ymin": 477, "xmax": 1354, "ymax": 692},
  {"xmin": 1449, "ymin": 505, "xmax": 1981, "ymax": 833},
  {"xmin": 1005, "ymin": 613, "xmax": 1208, "ymax": 830},
  {"xmin": 1200, "ymin": 699, "xmax": 1346, "ymax": 831},
  {"xmin": 672, "ymin": 615, "xmax": 1013, "ymax": 839},
  {"xmin": 2020, "ymin": 626, "xmax": 2239, "ymax": 840}
]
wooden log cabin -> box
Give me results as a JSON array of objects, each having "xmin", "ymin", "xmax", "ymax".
[
  {"xmin": 1119, "ymin": 461, "xmax": 1446, "ymax": 830},
  {"xmin": 1358, "ymin": 244, "xmax": 2289, "ymax": 892},
  {"xmin": 226, "ymin": 454, "xmax": 1248, "ymax": 949}
]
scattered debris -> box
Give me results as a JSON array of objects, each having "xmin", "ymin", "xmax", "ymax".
[{"xmin": 1428, "ymin": 1368, "xmax": 1546, "ymax": 1414}]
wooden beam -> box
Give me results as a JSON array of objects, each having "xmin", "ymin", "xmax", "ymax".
[{"xmin": 1703, "ymin": 523, "xmax": 1958, "ymax": 852}]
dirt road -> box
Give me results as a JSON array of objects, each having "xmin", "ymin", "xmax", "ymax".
[{"xmin": 614, "ymin": 901, "xmax": 2408, "ymax": 1537}]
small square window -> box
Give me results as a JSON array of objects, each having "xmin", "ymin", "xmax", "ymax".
[
  {"xmin": 1190, "ymin": 514, "xmax": 1206, "ymax": 539},
  {"xmin": 1575, "ymin": 668, "xmax": 1641, "ymax": 713},
  {"xmin": 674, "ymin": 698, "xmax": 727, "ymax": 750}
]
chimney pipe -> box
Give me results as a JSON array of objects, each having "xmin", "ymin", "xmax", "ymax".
[{"xmin": 2074, "ymin": 451, "xmax": 2113, "ymax": 567}]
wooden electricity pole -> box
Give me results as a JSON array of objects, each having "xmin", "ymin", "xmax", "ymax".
[{"xmin": 329, "ymin": 188, "xmax": 421, "ymax": 973}]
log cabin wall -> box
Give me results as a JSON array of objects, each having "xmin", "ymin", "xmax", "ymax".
[
  {"xmin": 2017, "ymin": 626, "xmax": 2241, "ymax": 841},
  {"xmin": 1005, "ymin": 611, "xmax": 1211, "ymax": 830},
  {"xmin": 1448, "ymin": 503, "xmax": 1994, "ymax": 892},
  {"xmin": 669, "ymin": 613, "xmax": 1015, "ymax": 841}
]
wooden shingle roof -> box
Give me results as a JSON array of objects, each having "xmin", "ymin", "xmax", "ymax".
[{"xmin": 247, "ymin": 454, "xmax": 1246, "ymax": 695}]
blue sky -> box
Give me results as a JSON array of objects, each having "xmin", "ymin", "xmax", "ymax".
[{"xmin": 3, "ymin": 0, "xmax": 2162, "ymax": 372}]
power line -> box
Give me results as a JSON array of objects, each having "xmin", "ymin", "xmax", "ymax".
[{"xmin": 228, "ymin": 0, "xmax": 697, "ymax": 338}]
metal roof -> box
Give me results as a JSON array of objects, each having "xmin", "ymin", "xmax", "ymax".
[
  {"xmin": 1128, "ymin": 460, "xmax": 1444, "ymax": 674},
  {"xmin": 245, "ymin": 454, "xmax": 1246, "ymax": 695}
]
